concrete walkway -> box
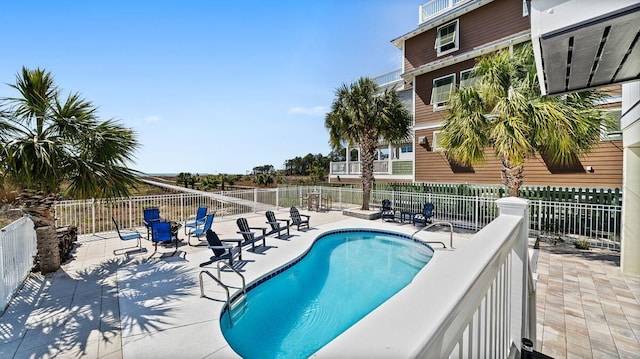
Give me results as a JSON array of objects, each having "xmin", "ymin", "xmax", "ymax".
[{"xmin": 1, "ymin": 209, "xmax": 638, "ymax": 358}]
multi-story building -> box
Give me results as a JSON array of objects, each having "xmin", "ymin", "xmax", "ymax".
[{"xmin": 328, "ymin": 0, "xmax": 623, "ymax": 188}]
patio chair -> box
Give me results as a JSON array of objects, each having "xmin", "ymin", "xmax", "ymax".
[
  {"xmin": 188, "ymin": 213, "xmax": 215, "ymax": 246},
  {"xmin": 143, "ymin": 207, "xmax": 162, "ymax": 239},
  {"xmin": 150, "ymin": 221, "xmax": 178, "ymax": 255},
  {"xmin": 199, "ymin": 230, "xmax": 242, "ymax": 267},
  {"xmin": 265, "ymin": 211, "xmax": 291, "ymax": 238},
  {"xmin": 184, "ymin": 206, "xmax": 208, "ymax": 235},
  {"xmin": 236, "ymin": 217, "xmax": 267, "ymax": 251},
  {"xmin": 289, "ymin": 206, "xmax": 310, "ymax": 230},
  {"xmin": 380, "ymin": 199, "xmax": 396, "ymax": 222},
  {"xmin": 112, "ymin": 217, "xmax": 143, "ymax": 255},
  {"xmin": 412, "ymin": 203, "xmax": 435, "ymax": 227}
]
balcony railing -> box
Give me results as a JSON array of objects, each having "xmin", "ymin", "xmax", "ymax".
[
  {"xmin": 419, "ymin": 0, "xmax": 470, "ymax": 24},
  {"xmin": 330, "ymin": 160, "xmax": 412, "ymax": 176},
  {"xmin": 373, "ymin": 69, "xmax": 402, "ymax": 87}
]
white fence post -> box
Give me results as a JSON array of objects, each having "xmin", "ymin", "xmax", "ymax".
[
  {"xmin": 91, "ymin": 198, "xmax": 96, "ymax": 234},
  {"xmin": 254, "ymin": 189, "xmax": 258, "ymax": 213},
  {"xmin": 495, "ymin": 197, "xmax": 534, "ymax": 347}
]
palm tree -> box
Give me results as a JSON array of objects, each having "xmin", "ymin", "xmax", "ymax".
[
  {"xmin": 0, "ymin": 67, "xmax": 141, "ymax": 273},
  {"xmin": 439, "ymin": 44, "xmax": 605, "ymax": 197},
  {"xmin": 217, "ymin": 173, "xmax": 235, "ymax": 191},
  {"xmin": 325, "ymin": 77, "xmax": 412, "ymax": 210}
]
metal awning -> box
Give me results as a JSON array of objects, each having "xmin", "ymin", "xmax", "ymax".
[{"xmin": 532, "ymin": 2, "xmax": 640, "ymax": 95}]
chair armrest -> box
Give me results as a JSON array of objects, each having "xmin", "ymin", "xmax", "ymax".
[
  {"xmin": 144, "ymin": 218, "xmax": 161, "ymax": 226},
  {"xmin": 120, "ymin": 229, "xmax": 141, "ymax": 235},
  {"xmin": 237, "ymin": 231, "xmax": 255, "ymax": 237},
  {"xmin": 208, "ymin": 244, "xmax": 233, "ymax": 250},
  {"xmin": 300, "ymin": 214, "xmax": 310, "ymax": 220},
  {"xmin": 221, "ymin": 238, "xmax": 243, "ymax": 245},
  {"xmin": 266, "ymin": 221, "xmax": 281, "ymax": 227},
  {"xmin": 249, "ymin": 227, "xmax": 267, "ymax": 235},
  {"xmin": 276, "ymin": 218, "xmax": 291, "ymax": 224}
]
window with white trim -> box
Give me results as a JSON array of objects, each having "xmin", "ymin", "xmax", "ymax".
[
  {"xmin": 435, "ymin": 20, "xmax": 459, "ymax": 56},
  {"xmin": 600, "ymin": 109, "xmax": 622, "ymax": 141},
  {"xmin": 431, "ymin": 74, "xmax": 456, "ymax": 110},
  {"xmin": 460, "ymin": 69, "xmax": 477, "ymax": 88},
  {"xmin": 432, "ymin": 131, "xmax": 443, "ymax": 152}
]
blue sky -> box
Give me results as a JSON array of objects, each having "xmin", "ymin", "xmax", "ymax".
[{"xmin": 1, "ymin": 0, "xmax": 418, "ymax": 175}]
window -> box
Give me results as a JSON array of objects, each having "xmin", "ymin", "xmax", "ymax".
[
  {"xmin": 432, "ymin": 131, "xmax": 443, "ymax": 152},
  {"xmin": 460, "ymin": 69, "xmax": 477, "ymax": 88},
  {"xmin": 435, "ymin": 20, "xmax": 459, "ymax": 56},
  {"xmin": 379, "ymin": 148, "xmax": 389, "ymax": 160},
  {"xmin": 401, "ymin": 145, "xmax": 413, "ymax": 153},
  {"xmin": 431, "ymin": 74, "xmax": 456, "ymax": 110},
  {"xmin": 600, "ymin": 109, "xmax": 622, "ymax": 141}
]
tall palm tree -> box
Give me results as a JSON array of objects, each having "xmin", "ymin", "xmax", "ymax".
[
  {"xmin": 325, "ymin": 77, "xmax": 412, "ymax": 210},
  {"xmin": 439, "ymin": 44, "xmax": 605, "ymax": 197},
  {"xmin": 0, "ymin": 67, "xmax": 141, "ymax": 273}
]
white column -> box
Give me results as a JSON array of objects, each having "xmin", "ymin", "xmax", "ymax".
[
  {"xmin": 388, "ymin": 143, "xmax": 392, "ymax": 174},
  {"xmin": 345, "ymin": 145, "xmax": 350, "ymax": 175},
  {"xmin": 621, "ymin": 81, "xmax": 640, "ymax": 275}
]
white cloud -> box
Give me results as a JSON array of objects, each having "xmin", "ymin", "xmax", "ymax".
[
  {"xmin": 288, "ymin": 106, "xmax": 329, "ymax": 117},
  {"xmin": 143, "ymin": 115, "xmax": 162, "ymax": 123}
]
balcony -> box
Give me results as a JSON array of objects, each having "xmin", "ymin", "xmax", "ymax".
[
  {"xmin": 419, "ymin": 0, "xmax": 470, "ymax": 24},
  {"xmin": 372, "ymin": 68, "xmax": 403, "ymax": 89},
  {"xmin": 330, "ymin": 160, "xmax": 413, "ymax": 176}
]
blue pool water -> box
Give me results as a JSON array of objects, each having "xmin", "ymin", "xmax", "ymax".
[{"xmin": 220, "ymin": 230, "xmax": 433, "ymax": 358}]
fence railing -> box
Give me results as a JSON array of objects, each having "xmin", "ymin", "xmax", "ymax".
[
  {"xmin": 1, "ymin": 216, "xmax": 37, "ymax": 314},
  {"xmin": 54, "ymin": 189, "xmax": 281, "ymax": 235},
  {"xmin": 413, "ymin": 198, "xmax": 535, "ymax": 357},
  {"xmin": 53, "ymin": 185, "xmax": 621, "ymax": 249}
]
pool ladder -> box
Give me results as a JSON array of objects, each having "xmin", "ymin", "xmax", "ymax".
[
  {"xmin": 411, "ymin": 221, "xmax": 455, "ymax": 249},
  {"xmin": 199, "ymin": 261, "xmax": 247, "ymax": 325}
]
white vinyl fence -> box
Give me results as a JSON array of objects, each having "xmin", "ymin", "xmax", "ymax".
[
  {"xmin": 1, "ymin": 216, "xmax": 37, "ymax": 313},
  {"xmin": 53, "ymin": 185, "xmax": 621, "ymax": 249}
]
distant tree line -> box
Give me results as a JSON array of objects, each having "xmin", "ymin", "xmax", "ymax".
[
  {"xmin": 176, "ymin": 172, "xmax": 240, "ymax": 191},
  {"xmin": 175, "ymin": 150, "xmax": 346, "ymax": 190}
]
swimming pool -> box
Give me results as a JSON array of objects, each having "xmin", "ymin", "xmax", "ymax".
[{"xmin": 220, "ymin": 229, "xmax": 434, "ymax": 358}]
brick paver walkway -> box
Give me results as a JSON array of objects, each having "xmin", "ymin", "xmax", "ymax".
[{"xmin": 535, "ymin": 241, "xmax": 640, "ymax": 358}]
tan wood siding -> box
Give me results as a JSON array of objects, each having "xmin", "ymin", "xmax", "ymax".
[
  {"xmin": 414, "ymin": 60, "xmax": 475, "ymax": 127},
  {"xmin": 404, "ymin": 0, "xmax": 529, "ymax": 72},
  {"xmin": 414, "ymin": 129, "xmax": 623, "ymax": 188}
]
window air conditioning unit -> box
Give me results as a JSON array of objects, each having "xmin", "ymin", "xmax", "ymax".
[{"xmin": 418, "ymin": 136, "xmax": 427, "ymax": 145}]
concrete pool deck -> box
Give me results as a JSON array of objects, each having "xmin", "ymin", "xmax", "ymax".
[{"xmin": 0, "ymin": 208, "xmax": 638, "ymax": 358}]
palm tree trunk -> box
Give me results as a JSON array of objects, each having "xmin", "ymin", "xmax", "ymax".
[
  {"xmin": 18, "ymin": 190, "xmax": 61, "ymax": 274},
  {"xmin": 360, "ymin": 136, "xmax": 376, "ymax": 210},
  {"xmin": 502, "ymin": 160, "xmax": 524, "ymax": 197}
]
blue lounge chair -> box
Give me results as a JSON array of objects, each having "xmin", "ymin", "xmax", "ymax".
[
  {"xmin": 380, "ymin": 199, "xmax": 396, "ymax": 221},
  {"xmin": 151, "ymin": 221, "xmax": 178, "ymax": 255},
  {"xmin": 143, "ymin": 207, "xmax": 162, "ymax": 239},
  {"xmin": 188, "ymin": 213, "xmax": 215, "ymax": 246},
  {"xmin": 236, "ymin": 217, "xmax": 267, "ymax": 251},
  {"xmin": 199, "ymin": 230, "xmax": 242, "ymax": 267},
  {"xmin": 184, "ymin": 206, "xmax": 208, "ymax": 235},
  {"xmin": 112, "ymin": 217, "xmax": 143, "ymax": 255},
  {"xmin": 265, "ymin": 211, "xmax": 291, "ymax": 238},
  {"xmin": 289, "ymin": 207, "xmax": 310, "ymax": 230},
  {"xmin": 413, "ymin": 203, "xmax": 435, "ymax": 226}
]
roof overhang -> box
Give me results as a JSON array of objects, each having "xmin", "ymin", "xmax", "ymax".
[
  {"xmin": 401, "ymin": 31, "xmax": 530, "ymax": 81},
  {"xmin": 530, "ymin": 0, "xmax": 640, "ymax": 95},
  {"xmin": 391, "ymin": 0, "xmax": 495, "ymax": 50}
]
